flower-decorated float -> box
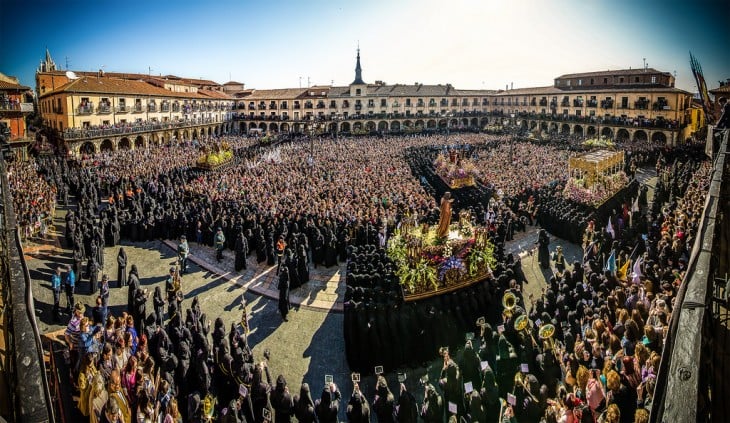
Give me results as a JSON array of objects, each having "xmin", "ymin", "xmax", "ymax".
[
  {"xmin": 387, "ymin": 209, "xmax": 496, "ymax": 301},
  {"xmin": 196, "ymin": 142, "xmax": 233, "ymax": 170},
  {"xmin": 564, "ymin": 149, "xmax": 627, "ymax": 207},
  {"xmin": 433, "ymin": 150, "xmax": 479, "ymax": 189}
]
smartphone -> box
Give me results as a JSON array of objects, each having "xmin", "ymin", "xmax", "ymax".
[
  {"xmin": 397, "ymin": 373, "xmax": 406, "ymax": 383},
  {"xmin": 351, "ymin": 373, "xmax": 360, "ymax": 383},
  {"xmin": 374, "ymin": 366, "xmax": 384, "ymax": 375},
  {"xmin": 325, "ymin": 375, "xmax": 333, "ymax": 384},
  {"xmin": 262, "ymin": 408, "xmax": 272, "ymax": 421}
]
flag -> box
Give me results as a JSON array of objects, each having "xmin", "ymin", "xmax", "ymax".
[
  {"xmin": 690, "ymin": 52, "xmax": 714, "ymax": 123},
  {"xmin": 618, "ymin": 259, "xmax": 630, "ymax": 281},
  {"xmin": 606, "ymin": 218, "xmax": 615, "ymax": 239},
  {"xmin": 631, "ymin": 256, "xmax": 643, "ymax": 284},
  {"xmin": 605, "ymin": 250, "xmax": 617, "ymax": 276}
]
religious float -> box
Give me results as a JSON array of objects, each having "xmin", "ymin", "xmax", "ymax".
[
  {"xmin": 433, "ymin": 150, "xmax": 478, "ymax": 189},
  {"xmin": 563, "ymin": 148, "xmax": 627, "ymax": 207},
  {"xmin": 387, "ymin": 209, "xmax": 496, "ymax": 301},
  {"xmin": 196, "ymin": 142, "xmax": 233, "ymax": 170}
]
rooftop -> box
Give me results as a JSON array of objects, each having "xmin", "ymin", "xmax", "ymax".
[{"xmin": 556, "ymin": 68, "xmax": 671, "ymax": 79}]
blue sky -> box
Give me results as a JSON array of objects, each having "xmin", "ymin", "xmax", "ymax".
[{"xmin": 1, "ymin": 0, "xmax": 728, "ymax": 94}]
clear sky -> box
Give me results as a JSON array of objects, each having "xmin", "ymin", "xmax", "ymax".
[{"xmin": 1, "ymin": 0, "xmax": 728, "ymax": 94}]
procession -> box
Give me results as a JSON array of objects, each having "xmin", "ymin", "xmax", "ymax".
[{"xmin": 8, "ymin": 124, "xmax": 711, "ymax": 423}]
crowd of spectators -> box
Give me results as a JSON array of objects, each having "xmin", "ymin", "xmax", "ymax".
[
  {"xmin": 11, "ymin": 128, "xmax": 714, "ymax": 422},
  {"xmin": 7, "ymin": 158, "xmax": 57, "ymax": 238}
]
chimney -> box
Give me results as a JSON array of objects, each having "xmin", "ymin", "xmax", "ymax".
[
  {"xmin": 511, "ymin": 82, "xmax": 513, "ymax": 90},
  {"xmin": 506, "ymin": 84, "xmax": 508, "ymax": 91}
]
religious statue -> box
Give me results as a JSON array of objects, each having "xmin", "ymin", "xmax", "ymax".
[{"xmin": 436, "ymin": 192, "xmax": 454, "ymax": 238}]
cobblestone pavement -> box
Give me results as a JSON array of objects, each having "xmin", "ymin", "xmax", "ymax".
[{"xmin": 25, "ymin": 204, "xmax": 583, "ymax": 418}]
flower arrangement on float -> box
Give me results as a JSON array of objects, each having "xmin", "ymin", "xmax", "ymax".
[
  {"xmin": 197, "ymin": 142, "xmax": 233, "ymax": 169},
  {"xmin": 583, "ymin": 137, "xmax": 616, "ymax": 149},
  {"xmin": 387, "ymin": 218, "xmax": 495, "ymax": 296},
  {"xmin": 562, "ymin": 171, "xmax": 628, "ymax": 206}
]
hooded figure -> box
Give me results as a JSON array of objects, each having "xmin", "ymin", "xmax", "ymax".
[
  {"xmin": 117, "ymin": 248, "xmax": 127, "ymax": 288},
  {"xmin": 372, "ymin": 376, "xmax": 395, "ymax": 423},
  {"xmin": 270, "ymin": 374, "xmax": 294, "ymax": 423},
  {"xmin": 293, "ymin": 383, "xmax": 316, "ymax": 423},
  {"xmin": 347, "ymin": 388, "xmax": 371, "ymax": 423},
  {"xmin": 278, "ymin": 267, "xmax": 290, "ymax": 321},
  {"xmin": 315, "ymin": 385, "xmax": 341, "ymax": 423}
]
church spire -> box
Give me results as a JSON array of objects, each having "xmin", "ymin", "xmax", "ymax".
[
  {"xmin": 352, "ymin": 46, "xmax": 364, "ymax": 85},
  {"xmin": 38, "ymin": 48, "xmax": 57, "ymax": 73}
]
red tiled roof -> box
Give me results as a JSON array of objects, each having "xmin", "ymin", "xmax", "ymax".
[
  {"xmin": 0, "ymin": 80, "xmax": 30, "ymax": 91},
  {"xmin": 556, "ymin": 68, "xmax": 671, "ymax": 79},
  {"xmin": 40, "ymin": 76, "xmax": 214, "ymax": 99}
]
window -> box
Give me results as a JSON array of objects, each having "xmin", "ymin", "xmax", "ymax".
[
  {"xmin": 355, "ymin": 88, "xmax": 361, "ymax": 95},
  {"xmin": 578, "ymin": 79, "xmax": 582, "ymax": 86},
  {"xmin": 619, "ymin": 77, "xmax": 624, "ymax": 83},
  {"xmin": 651, "ymin": 76, "xmax": 656, "ymax": 84},
  {"xmin": 635, "ymin": 77, "xmax": 640, "ymax": 83},
  {"xmin": 381, "ymin": 99, "xmax": 387, "ymax": 107},
  {"xmin": 567, "ymin": 80, "xmax": 571, "ymax": 86},
  {"xmin": 603, "ymin": 78, "xmax": 608, "ymax": 84},
  {"xmin": 102, "ymin": 120, "xmax": 110, "ymax": 125},
  {"xmin": 406, "ymin": 99, "xmax": 411, "ymax": 107},
  {"xmin": 590, "ymin": 78, "xmax": 594, "ymax": 85}
]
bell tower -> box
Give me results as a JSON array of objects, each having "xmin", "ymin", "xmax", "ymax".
[{"xmin": 349, "ymin": 46, "xmax": 367, "ymax": 97}]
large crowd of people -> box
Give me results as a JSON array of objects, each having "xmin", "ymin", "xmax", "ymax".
[{"xmin": 10, "ymin": 128, "xmax": 714, "ymax": 422}]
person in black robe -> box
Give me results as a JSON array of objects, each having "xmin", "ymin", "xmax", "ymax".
[
  {"xmin": 297, "ymin": 245, "xmax": 309, "ymax": 285},
  {"xmin": 267, "ymin": 237, "xmax": 276, "ymax": 266},
  {"xmin": 153, "ymin": 286, "xmax": 165, "ymax": 327},
  {"xmin": 134, "ymin": 287, "xmax": 148, "ymax": 334},
  {"xmin": 234, "ymin": 232, "xmax": 248, "ymax": 272},
  {"xmin": 286, "ymin": 249, "xmax": 300, "ymax": 289},
  {"xmin": 88, "ymin": 257, "xmax": 99, "ymax": 295},
  {"xmin": 324, "ymin": 238, "xmax": 338, "ymax": 268},
  {"xmin": 128, "ymin": 264, "xmax": 140, "ymax": 313},
  {"xmin": 536, "ymin": 229, "xmax": 551, "ymax": 269},
  {"xmin": 117, "ymin": 247, "xmax": 127, "ymax": 288},
  {"xmin": 72, "ymin": 247, "xmax": 83, "ymax": 284},
  {"xmin": 278, "ymin": 267, "xmax": 290, "ymax": 321},
  {"xmin": 270, "ymin": 374, "xmax": 295, "ymax": 423}
]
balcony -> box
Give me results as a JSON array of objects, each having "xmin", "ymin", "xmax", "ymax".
[
  {"xmin": 653, "ymin": 101, "xmax": 670, "ymax": 111},
  {"xmin": 269, "ymin": 104, "xmax": 277, "ymax": 110},
  {"xmin": 0, "ymin": 102, "xmax": 33, "ymax": 112},
  {"xmin": 77, "ymin": 105, "xmax": 94, "ymax": 115},
  {"xmin": 172, "ymin": 106, "xmax": 180, "ymax": 113},
  {"xmin": 549, "ymin": 101, "xmax": 557, "ymax": 108},
  {"xmin": 530, "ymin": 100, "xmax": 536, "ymax": 106},
  {"xmin": 634, "ymin": 100, "xmax": 649, "ymax": 110},
  {"xmin": 97, "ymin": 105, "xmax": 112, "ymax": 114},
  {"xmin": 147, "ymin": 105, "xmax": 157, "ymax": 113},
  {"xmin": 132, "ymin": 105, "xmax": 145, "ymax": 113},
  {"xmin": 62, "ymin": 116, "xmax": 220, "ymax": 141},
  {"xmin": 561, "ymin": 100, "xmax": 570, "ymax": 107},
  {"xmin": 354, "ymin": 104, "xmax": 362, "ymax": 111},
  {"xmin": 304, "ymin": 103, "xmax": 313, "ymax": 109},
  {"xmin": 586, "ymin": 100, "xmax": 597, "ymax": 108},
  {"xmin": 601, "ymin": 100, "xmax": 614, "ymax": 109},
  {"xmin": 539, "ymin": 99, "xmax": 548, "ymax": 107},
  {"xmin": 116, "ymin": 105, "xmax": 129, "ymax": 113},
  {"xmin": 573, "ymin": 100, "xmax": 584, "ymax": 107},
  {"xmin": 161, "ymin": 105, "xmax": 170, "ymax": 113},
  {"xmin": 293, "ymin": 104, "xmax": 301, "ymax": 109}
]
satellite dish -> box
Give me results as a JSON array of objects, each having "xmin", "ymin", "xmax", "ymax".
[{"xmin": 65, "ymin": 71, "xmax": 78, "ymax": 80}]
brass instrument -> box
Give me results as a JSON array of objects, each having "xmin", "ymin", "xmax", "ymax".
[
  {"xmin": 538, "ymin": 323, "xmax": 556, "ymax": 351},
  {"xmin": 514, "ymin": 315, "xmax": 538, "ymax": 347},
  {"xmin": 502, "ymin": 292, "xmax": 517, "ymax": 317},
  {"xmin": 173, "ymin": 263, "xmax": 183, "ymax": 302},
  {"xmin": 513, "ymin": 372, "xmax": 539, "ymax": 403}
]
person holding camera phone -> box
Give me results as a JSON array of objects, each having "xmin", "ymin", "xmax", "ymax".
[
  {"xmin": 346, "ymin": 381, "xmax": 370, "ymax": 423},
  {"xmin": 314, "ymin": 381, "xmax": 341, "ymax": 423},
  {"xmin": 372, "ymin": 375, "xmax": 395, "ymax": 423}
]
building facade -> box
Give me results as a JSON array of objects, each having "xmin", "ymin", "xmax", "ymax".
[
  {"xmin": 0, "ymin": 72, "xmax": 34, "ymax": 160},
  {"xmin": 232, "ymin": 51, "xmax": 696, "ymax": 145},
  {"xmin": 36, "ymin": 51, "xmax": 236, "ymax": 155}
]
